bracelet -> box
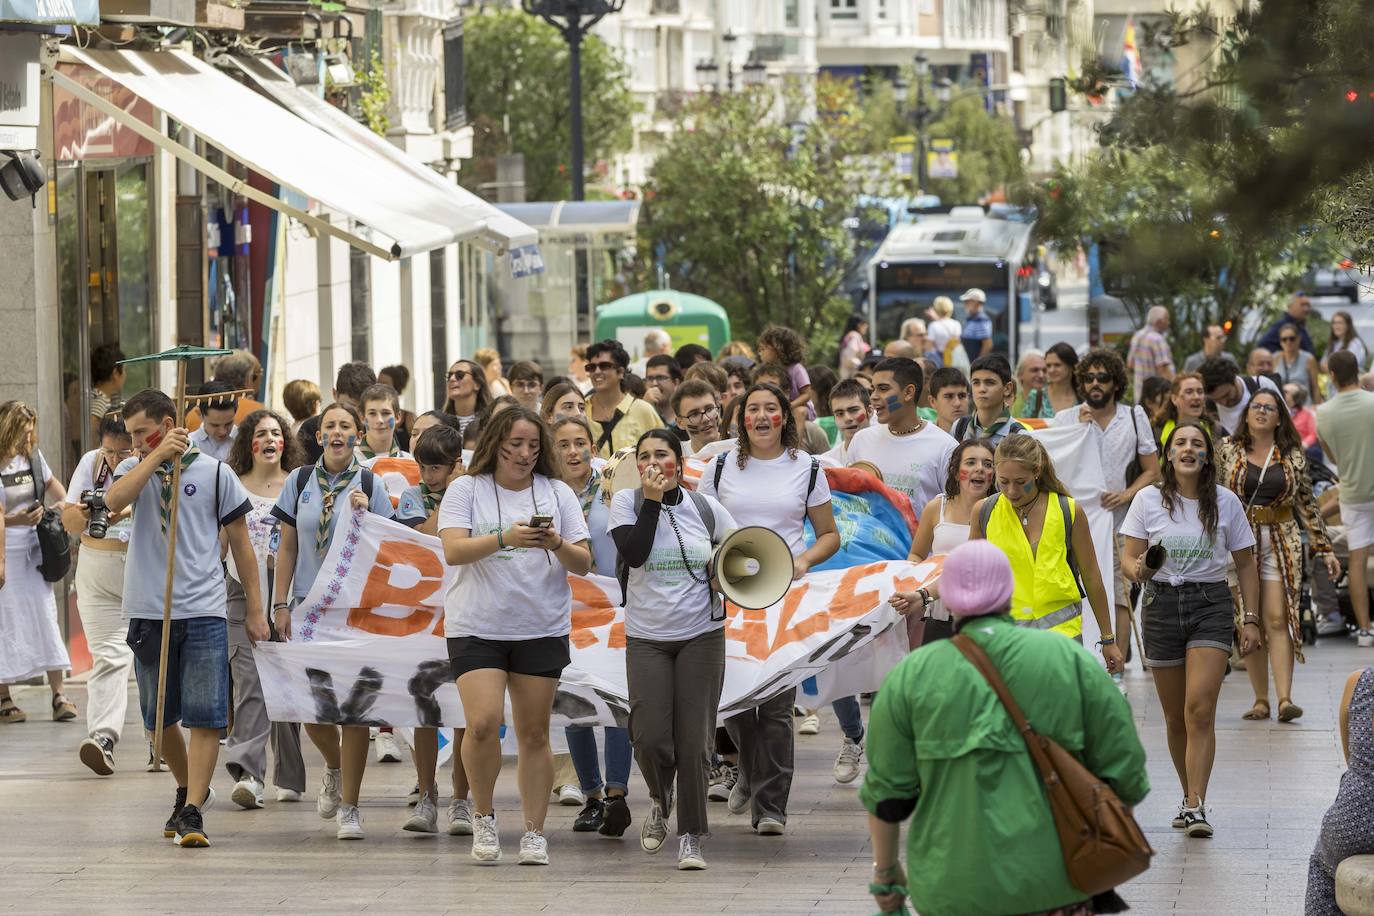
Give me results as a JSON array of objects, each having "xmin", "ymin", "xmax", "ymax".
[
  {"xmin": 1242, "ymin": 614, "xmax": 1260, "ymax": 625},
  {"xmin": 916, "ymin": 587, "xmax": 932, "ymax": 609},
  {"xmin": 497, "ymin": 529, "xmax": 506, "ymax": 550},
  {"xmin": 272, "ymin": 602, "xmax": 290, "ymax": 611},
  {"xmin": 1097, "ymin": 637, "xmax": 1116, "ymax": 647},
  {"xmin": 551, "ymin": 535, "xmax": 565, "ymax": 551}
]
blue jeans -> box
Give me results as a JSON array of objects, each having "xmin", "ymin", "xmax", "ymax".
[
  {"xmin": 565, "ymin": 725, "xmax": 632, "ymax": 795},
  {"xmin": 832, "ymin": 695, "xmax": 864, "ymax": 742},
  {"xmin": 129, "ymin": 616, "xmax": 230, "ymax": 731}
]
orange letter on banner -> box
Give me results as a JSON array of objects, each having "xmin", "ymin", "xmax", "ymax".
[
  {"xmin": 829, "ymin": 562, "xmax": 885, "ymax": 621},
  {"xmin": 769, "ymin": 582, "xmax": 823, "ymax": 653},
  {"xmin": 723, "ymin": 599, "xmax": 772, "ymax": 660},
  {"xmin": 569, "ymin": 577, "xmax": 616, "ymax": 649},
  {"xmin": 349, "ymin": 539, "xmax": 446, "ymax": 637}
]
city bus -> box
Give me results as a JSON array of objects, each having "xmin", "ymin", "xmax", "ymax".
[{"xmin": 866, "ymin": 204, "xmax": 1035, "ymax": 359}]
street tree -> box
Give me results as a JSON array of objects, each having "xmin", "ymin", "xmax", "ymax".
[
  {"xmin": 462, "ymin": 8, "xmax": 635, "ymax": 201},
  {"xmin": 1022, "ymin": 0, "xmax": 1374, "ymax": 361},
  {"xmin": 640, "ymin": 77, "xmax": 899, "ymax": 354}
]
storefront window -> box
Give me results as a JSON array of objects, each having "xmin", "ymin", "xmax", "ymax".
[{"xmin": 115, "ymin": 162, "xmax": 155, "ymax": 392}]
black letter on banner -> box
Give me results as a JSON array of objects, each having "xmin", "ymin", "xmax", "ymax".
[
  {"xmin": 806, "ymin": 623, "xmax": 873, "ymax": 665},
  {"xmin": 552, "ymin": 688, "xmax": 599, "ymax": 722},
  {"xmin": 408, "ymin": 659, "xmax": 454, "ymax": 727},
  {"xmin": 307, "ymin": 666, "xmax": 386, "ymax": 726},
  {"xmin": 591, "ymin": 688, "xmax": 631, "ymax": 728},
  {"xmin": 721, "ymin": 672, "xmax": 799, "ymax": 716}
]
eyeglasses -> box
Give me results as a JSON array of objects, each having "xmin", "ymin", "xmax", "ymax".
[
  {"xmin": 646, "ymin": 374, "xmax": 674, "ymax": 384},
  {"xmin": 1279, "ymin": 336, "xmax": 1297, "ymax": 343},
  {"xmin": 447, "ymin": 369, "xmax": 471, "ymax": 382},
  {"xmin": 1250, "ymin": 402, "xmax": 1280, "ymax": 414},
  {"xmin": 102, "ymin": 446, "xmax": 134, "ymax": 460},
  {"xmin": 585, "ymin": 361, "xmax": 619, "ymax": 373},
  {"xmin": 1082, "ymin": 372, "xmax": 1114, "ymax": 384},
  {"xmin": 682, "ymin": 405, "xmax": 719, "ymax": 424},
  {"xmin": 511, "ymin": 379, "xmax": 542, "ymax": 391}
]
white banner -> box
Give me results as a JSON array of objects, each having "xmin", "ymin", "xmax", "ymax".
[{"xmin": 256, "ymin": 511, "xmax": 940, "ymax": 728}]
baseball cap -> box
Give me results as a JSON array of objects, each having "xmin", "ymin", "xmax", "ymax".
[{"xmin": 960, "ymin": 288, "xmax": 987, "ymax": 303}]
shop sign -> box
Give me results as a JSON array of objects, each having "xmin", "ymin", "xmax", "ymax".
[{"xmin": 0, "ymin": 33, "xmax": 41, "ymax": 149}]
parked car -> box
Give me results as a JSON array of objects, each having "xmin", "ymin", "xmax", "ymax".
[
  {"xmin": 1037, "ymin": 263, "xmax": 1058, "ymax": 310},
  {"xmin": 1303, "ymin": 260, "xmax": 1361, "ymax": 302}
]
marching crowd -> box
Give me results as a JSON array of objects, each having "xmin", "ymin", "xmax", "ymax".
[{"xmin": 1, "ymin": 288, "xmax": 1373, "ymax": 912}]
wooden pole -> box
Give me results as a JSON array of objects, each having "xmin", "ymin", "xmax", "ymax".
[{"xmin": 152, "ymin": 360, "xmax": 188, "ymax": 772}]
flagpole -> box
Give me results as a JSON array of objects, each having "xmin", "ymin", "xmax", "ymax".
[{"xmin": 151, "ymin": 359, "xmax": 188, "ymax": 772}]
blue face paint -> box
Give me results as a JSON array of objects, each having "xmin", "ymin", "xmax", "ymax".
[
  {"xmin": 884, "ymin": 394, "xmax": 902, "ymax": 414},
  {"xmin": 346, "ymin": 435, "xmax": 357, "ymax": 449},
  {"xmin": 386, "ymin": 416, "xmax": 396, "ymax": 428}
]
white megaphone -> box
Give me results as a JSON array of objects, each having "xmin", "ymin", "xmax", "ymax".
[{"xmin": 711, "ymin": 526, "xmax": 795, "ymax": 610}]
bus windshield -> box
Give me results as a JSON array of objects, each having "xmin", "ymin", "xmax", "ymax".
[{"xmin": 873, "ymin": 261, "xmax": 1011, "ymax": 354}]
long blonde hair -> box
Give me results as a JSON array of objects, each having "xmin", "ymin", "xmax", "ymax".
[
  {"xmin": 993, "ymin": 434, "xmax": 1069, "ymax": 496},
  {"xmin": 0, "ymin": 401, "xmax": 37, "ymax": 465}
]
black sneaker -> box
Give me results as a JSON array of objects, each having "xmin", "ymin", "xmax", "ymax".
[
  {"xmin": 573, "ymin": 797, "xmax": 605, "ymax": 832},
  {"xmin": 1171, "ymin": 798, "xmax": 1188, "ymax": 829},
  {"xmin": 1183, "ymin": 805, "xmax": 1212, "ymax": 838},
  {"xmin": 79, "ymin": 735, "xmax": 115, "ymax": 776},
  {"xmin": 599, "ymin": 794, "xmax": 632, "ymax": 838},
  {"xmin": 174, "ymin": 804, "xmax": 210, "ymax": 848},
  {"xmin": 163, "ymin": 786, "xmax": 188, "ymax": 838}
]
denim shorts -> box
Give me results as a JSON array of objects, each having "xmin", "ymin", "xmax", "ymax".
[
  {"xmin": 129, "ymin": 616, "xmax": 231, "ymax": 731},
  {"xmin": 1140, "ymin": 580, "xmax": 1235, "ymax": 667}
]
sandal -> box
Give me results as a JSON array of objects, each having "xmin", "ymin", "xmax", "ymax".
[
  {"xmin": 51, "ymin": 693, "xmax": 78, "ymax": 722},
  {"xmin": 1277, "ymin": 698, "xmax": 1304, "ymax": 723},
  {"xmin": 1242, "ymin": 699, "xmax": 1271, "ymax": 720},
  {"xmin": 0, "ymin": 698, "xmax": 26, "ymax": 724}
]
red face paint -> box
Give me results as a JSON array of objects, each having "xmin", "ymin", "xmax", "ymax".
[
  {"xmin": 957, "ymin": 469, "xmax": 970, "ymax": 481},
  {"xmin": 767, "ymin": 413, "xmax": 782, "ymax": 426},
  {"xmin": 743, "ymin": 415, "xmax": 756, "ymax": 430},
  {"xmin": 251, "ymin": 440, "xmax": 261, "ymax": 453},
  {"xmin": 147, "ymin": 429, "xmax": 163, "ymax": 449},
  {"xmin": 659, "ymin": 458, "xmax": 677, "ymax": 477}
]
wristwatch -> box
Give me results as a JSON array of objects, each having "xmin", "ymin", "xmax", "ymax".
[{"xmin": 916, "ymin": 588, "xmax": 932, "ymax": 610}]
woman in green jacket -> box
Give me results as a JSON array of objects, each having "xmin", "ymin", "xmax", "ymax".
[{"xmin": 862, "ymin": 539, "xmax": 1150, "ymax": 916}]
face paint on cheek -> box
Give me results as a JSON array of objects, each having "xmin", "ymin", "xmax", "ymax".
[
  {"xmin": 743, "ymin": 415, "xmax": 756, "ymax": 430},
  {"xmin": 251, "ymin": 440, "xmax": 261, "ymax": 454},
  {"xmin": 147, "ymin": 429, "xmax": 163, "ymax": 449},
  {"xmin": 659, "ymin": 458, "xmax": 677, "ymax": 478},
  {"xmin": 767, "ymin": 413, "xmax": 782, "ymax": 427},
  {"xmin": 346, "ymin": 435, "xmax": 357, "ymax": 449},
  {"xmin": 885, "ymin": 395, "xmax": 902, "ymax": 414},
  {"xmin": 387, "ymin": 417, "xmax": 396, "ymax": 428}
]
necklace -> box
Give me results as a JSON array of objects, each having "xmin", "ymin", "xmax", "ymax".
[
  {"xmin": 1015, "ymin": 494, "xmax": 1039, "ymax": 526},
  {"xmin": 890, "ymin": 419, "xmax": 923, "ymax": 437}
]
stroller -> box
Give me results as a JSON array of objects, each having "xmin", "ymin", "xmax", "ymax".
[{"xmin": 1303, "ymin": 448, "xmax": 1372, "ymax": 643}]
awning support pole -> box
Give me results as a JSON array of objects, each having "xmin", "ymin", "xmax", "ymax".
[{"xmin": 49, "ymin": 66, "xmax": 399, "ymax": 262}]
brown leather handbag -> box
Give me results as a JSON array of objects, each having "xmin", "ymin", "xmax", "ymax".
[{"xmin": 953, "ymin": 634, "xmax": 1154, "ymax": 895}]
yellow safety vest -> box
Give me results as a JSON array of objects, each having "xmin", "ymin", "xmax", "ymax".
[{"xmin": 985, "ymin": 492, "xmax": 1083, "ymax": 639}]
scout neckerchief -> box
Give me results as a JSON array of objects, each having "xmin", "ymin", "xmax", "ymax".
[
  {"xmin": 315, "ymin": 456, "xmax": 362, "ymax": 557},
  {"xmin": 358, "ymin": 435, "xmax": 400, "ymax": 460},
  {"xmin": 155, "ymin": 445, "xmax": 202, "ymax": 538},
  {"xmin": 577, "ymin": 466, "xmax": 602, "ymax": 519},
  {"xmin": 420, "ymin": 482, "xmax": 445, "ymax": 514}
]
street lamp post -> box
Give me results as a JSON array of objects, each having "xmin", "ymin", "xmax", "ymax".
[
  {"xmin": 695, "ymin": 29, "xmax": 768, "ymax": 92},
  {"xmin": 892, "ymin": 53, "xmax": 952, "ymax": 193},
  {"xmin": 522, "ymin": 0, "xmax": 625, "ymax": 202}
]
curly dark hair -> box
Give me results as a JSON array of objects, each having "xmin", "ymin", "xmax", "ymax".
[
  {"xmin": 735, "ymin": 383, "xmax": 800, "ymax": 469},
  {"xmin": 226, "ymin": 409, "xmax": 306, "ymax": 476},
  {"xmin": 1232, "ymin": 388, "xmax": 1302, "ymax": 456},
  {"xmin": 758, "ymin": 325, "xmax": 806, "ymax": 367},
  {"xmin": 944, "ymin": 438, "xmax": 997, "ymax": 499},
  {"xmin": 1075, "ymin": 347, "xmax": 1128, "ymax": 399},
  {"xmin": 1159, "ymin": 420, "xmax": 1219, "ymax": 541}
]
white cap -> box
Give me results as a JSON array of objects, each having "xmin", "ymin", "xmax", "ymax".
[{"xmin": 960, "ymin": 288, "xmax": 987, "ymax": 303}]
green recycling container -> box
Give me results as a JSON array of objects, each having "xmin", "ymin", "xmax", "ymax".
[{"xmin": 593, "ymin": 290, "xmax": 731, "ymax": 358}]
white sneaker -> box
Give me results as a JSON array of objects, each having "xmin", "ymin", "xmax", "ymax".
[
  {"xmin": 201, "ymin": 786, "xmax": 217, "ymax": 813},
  {"xmin": 447, "ymin": 798, "xmax": 474, "ymax": 836},
  {"xmin": 518, "ymin": 830, "xmax": 549, "ymax": 865},
  {"xmin": 558, "ymin": 784, "xmax": 586, "ymax": 806},
  {"xmin": 833, "ymin": 737, "xmax": 864, "ymax": 784},
  {"xmin": 1359, "ymin": 629, "xmax": 1374, "ymax": 648},
  {"xmin": 1111, "ymin": 672, "xmax": 1128, "ymax": 696},
  {"xmin": 275, "ymin": 787, "xmax": 302, "ymax": 803},
  {"xmin": 640, "ymin": 799, "xmax": 668, "ymax": 854},
  {"xmin": 727, "ymin": 778, "xmax": 751, "ymax": 815},
  {"xmin": 708, "ymin": 762, "xmax": 738, "ymax": 802},
  {"xmin": 231, "ymin": 774, "xmax": 264, "ymax": 810},
  {"xmin": 799, "ymin": 714, "xmax": 820, "ymax": 735},
  {"xmin": 317, "ymin": 767, "xmax": 342, "ymax": 820},
  {"xmin": 336, "ymin": 804, "xmax": 365, "ymax": 840},
  {"xmin": 677, "ymin": 833, "xmax": 707, "ymax": 870},
  {"xmin": 403, "ymin": 791, "xmax": 439, "ymax": 834},
  {"xmin": 471, "ymin": 813, "xmax": 502, "ymax": 862},
  {"xmin": 756, "ymin": 816, "xmax": 785, "ymax": 836},
  {"xmin": 375, "ymin": 730, "xmax": 402, "ymax": 763}
]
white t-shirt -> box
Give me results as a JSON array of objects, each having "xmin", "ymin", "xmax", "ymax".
[
  {"xmin": 1120, "ymin": 485, "xmax": 1255, "ymax": 585},
  {"xmin": 608, "ymin": 489, "xmax": 736, "ymax": 641},
  {"xmin": 928, "ymin": 317, "xmax": 962, "ymax": 356},
  {"xmin": 438, "ymin": 473, "xmax": 590, "ymax": 640},
  {"xmin": 844, "ymin": 422, "xmax": 957, "ymax": 511},
  {"xmin": 1214, "ymin": 374, "xmax": 1280, "ymax": 437},
  {"xmin": 696, "ymin": 450, "xmax": 832, "ymax": 557}
]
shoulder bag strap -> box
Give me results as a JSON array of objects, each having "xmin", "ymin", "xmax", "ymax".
[
  {"xmin": 1244, "ymin": 446, "xmax": 1275, "ymax": 515},
  {"xmin": 293, "ymin": 465, "xmax": 314, "ymax": 516},
  {"xmin": 1059, "ymin": 493, "xmax": 1086, "ymax": 598},
  {"xmin": 953, "ymin": 416, "xmax": 971, "ymax": 441},
  {"xmin": 29, "ymin": 450, "xmax": 41, "ymax": 504},
  {"xmin": 713, "ymin": 452, "xmax": 728, "ymax": 491},
  {"xmin": 806, "ymin": 456, "xmax": 819, "ymax": 503},
  {"xmin": 951, "ymin": 634, "xmax": 1058, "ymax": 783},
  {"xmin": 687, "ymin": 490, "xmax": 717, "ymax": 544},
  {"xmin": 977, "ymin": 492, "xmax": 1000, "ymax": 535}
]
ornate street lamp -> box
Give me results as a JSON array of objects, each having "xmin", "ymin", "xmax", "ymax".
[{"xmin": 521, "ymin": 0, "xmax": 625, "ymax": 201}]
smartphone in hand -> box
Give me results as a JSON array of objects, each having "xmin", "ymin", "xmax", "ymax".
[{"xmin": 529, "ymin": 515, "xmax": 554, "ymax": 529}]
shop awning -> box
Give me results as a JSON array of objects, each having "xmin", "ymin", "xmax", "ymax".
[
  {"xmin": 228, "ymin": 55, "xmax": 541, "ymax": 266},
  {"xmin": 54, "ymin": 47, "xmax": 539, "ymax": 264},
  {"xmin": 2, "ymin": 0, "xmax": 99, "ymax": 26}
]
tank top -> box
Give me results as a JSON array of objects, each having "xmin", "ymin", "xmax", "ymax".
[
  {"xmin": 926, "ymin": 496, "xmax": 971, "ymax": 622},
  {"xmin": 984, "ymin": 492, "xmax": 1083, "ymax": 638},
  {"xmin": 228, "ymin": 491, "xmax": 280, "ymax": 587}
]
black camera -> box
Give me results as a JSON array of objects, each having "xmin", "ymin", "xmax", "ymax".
[{"xmin": 81, "ymin": 489, "xmax": 110, "ymax": 539}]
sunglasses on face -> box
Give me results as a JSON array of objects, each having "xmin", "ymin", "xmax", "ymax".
[
  {"xmin": 1280, "ymin": 336, "xmax": 1297, "ymax": 343},
  {"xmin": 1083, "ymin": 372, "xmax": 1114, "ymax": 384},
  {"xmin": 447, "ymin": 370, "xmax": 471, "ymax": 382},
  {"xmin": 585, "ymin": 361, "xmax": 618, "ymax": 373}
]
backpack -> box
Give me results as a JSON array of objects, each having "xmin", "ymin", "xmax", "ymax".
[
  {"xmin": 615, "ymin": 488, "xmax": 721, "ymax": 618},
  {"xmin": 30, "ymin": 451, "xmax": 70, "ymax": 583},
  {"xmin": 712, "ymin": 451, "xmax": 820, "ymax": 503},
  {"xmin": 293, "ymin": 465, "xmax": 377, "ymax": 518},
  {"xmin": 978, "ymin": 492, "xmax": 1086, "ymax": 599}
]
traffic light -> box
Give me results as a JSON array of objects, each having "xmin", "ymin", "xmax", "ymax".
[{"xmin": 1049, "ymin": 78, "xmax": 1067, "ymax": 113}]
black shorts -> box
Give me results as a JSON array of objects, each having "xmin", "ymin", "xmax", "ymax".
[
  {"xmin": 447, "ymin": 635, "xmax": 570, "ymax": 680},
  {"xmin": 1141, "ymin": 580, "xmax": 1235, "ymax": 668}
]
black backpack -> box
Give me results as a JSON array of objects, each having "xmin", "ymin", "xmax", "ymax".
[
  {"xmin": 712, "ymin": 451, "xmax": 820, "ymax": 502},
  {"xmin": 615, "ymin": 488, "xmax": 721, "ymax": 617},
  {"xmin": 978, "ymin": 491, "xmax": 1086, "ymax": 599},
  {"xmin": 31, "ymin": 451, "xmax": 71, "ymax": 582}
]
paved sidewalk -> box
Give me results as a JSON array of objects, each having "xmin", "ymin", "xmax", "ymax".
[{"xmin": 0, "ymin": 637, "xmax": 1363, "ymax": 914}]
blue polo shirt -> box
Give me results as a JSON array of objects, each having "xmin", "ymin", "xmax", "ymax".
[
  {"xmin": 115, "ymin": 454, "xmax": 251, "ymax": 620},
  {"xmin": 963, "ymin": 311, "xmax": 993, "ymax": 345},
  {"xmin": 271, "ymin": 465, "xmax": 395, "ymax": 600}
]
